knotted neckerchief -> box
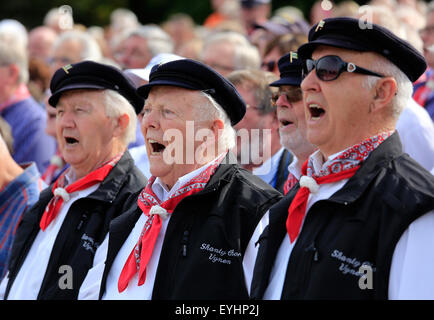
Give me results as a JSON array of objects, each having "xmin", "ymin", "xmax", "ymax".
[
  {"xmin": 286, "ymin": 132, "xmax": 392, "ymax": 243},
  {"xmin": 39, "ymin": 153, "xmax": 123, "ymax": 231},
  {"xmin": 118, "ymin": 154, "xmax": 225, "ymax": 292}
]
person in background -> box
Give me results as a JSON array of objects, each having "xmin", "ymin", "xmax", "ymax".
[
  {"xmin": 239, "ymin": 0, "xmax": 271, "ymax": 35},
  {"xmin": 40, "ymin": 101, "xmax": 69, "ymax": 185},
  {"xmin": 200, "ymin": 31, "xmax": 261, "ymax": 77},
  {"xmin": 0, "ymin": 117, "xmax": 46, "ymax": 280},
  {"xmin": 113, "ymin": 25, "xmax": 174, "ymax": 71},
  {"xmin": 28, "ymin": 26, "xmax": 58, "ymax": 66},
  {"xmin": 269, "ymin": 51, "xmax": 317, "ymax": 194},
  {"xmin": 49, "ymin": 30, "xmax": 103, "ymax": 75},
  {"xmin": 228, "ymin": 69, "xmax": 290, "ymax": 193},
  {"xmin": 261, "ymin": 32, "xmax": 308, "ymax": 75},
  {"xmin": 414, "ymin": 0, "xmax": 434, "ymax": 121},
  {"xmin": 0, "ymin": 32, "xmax": 56, "ymax": 173}
]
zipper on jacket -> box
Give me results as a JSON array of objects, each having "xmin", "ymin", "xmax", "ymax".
[
  {"xmin": 76, "ymin": 212, "xmax": 89, "ymax": 231},
  {"xmin": 182, "ymin": 230, "xmax": 189, "ymax": 257},
  {"xmin": 301, "ymin": 241, "xmax": 320, "ymax": 291}
]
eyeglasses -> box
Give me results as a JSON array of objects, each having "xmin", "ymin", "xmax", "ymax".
[
  {"xmin": 271, "ymin": 87, "xmax": 303, "ymax": 106},
  {"xmin": 302, "ymin": 55, "xmax": 384, "ymax": 81}
]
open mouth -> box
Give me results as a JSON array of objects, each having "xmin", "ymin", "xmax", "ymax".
[
  {"xmin": 280, "ymin": 119, "xmax": 294, "ymax": 127},
  {"xmin": 308, "ymin": 103, "xmax": 325, "ymax": 121},
  {"xmin": 64, "ymin": 136, "xmax": 79, "ymax": 145},
  {"xmin": 148, "ymin": 139, "xmax": 166, "ymax": 155}
]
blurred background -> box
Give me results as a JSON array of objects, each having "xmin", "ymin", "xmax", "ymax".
[{"xmin": 0, "ymin": 0, "xmax": 370, "ymax": 28}]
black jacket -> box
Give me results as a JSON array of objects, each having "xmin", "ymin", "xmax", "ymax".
[
  {"xmin": 251, "ymin": 132, "xmax": 434, "ymax": 300},
  {"xmin": 99, "ymin": 152, "xmax": 282, "ymax": 299},
  {"xmin": 274, "ymin": 149, "xmax": 292, "ymax": 194},
  {"xmin": 4, "ymin": 151, "xmax": 147, "ymax": 300}
]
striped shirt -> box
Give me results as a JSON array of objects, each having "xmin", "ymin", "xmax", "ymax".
[{"xmin": 0, "ymin": 163, "xmax": 46, "ymax": 279}]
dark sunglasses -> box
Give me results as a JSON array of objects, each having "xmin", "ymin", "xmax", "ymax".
[
  {"xmin": 271, "ymin": 87, "xmax": 303, "ymax": 106},
  {"xmin": 302, "ymin": 55, "xmax": 384, "ymax": 81}
]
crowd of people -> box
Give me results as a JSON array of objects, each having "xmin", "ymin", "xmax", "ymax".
[{"xmin": 0, "ymin": 0, "xmax": 433, "ymax": 300}]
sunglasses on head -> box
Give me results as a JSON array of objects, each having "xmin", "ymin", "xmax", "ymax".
[{"xmin": 302, "ymin": 55, "xmax": 385, "ymax": 81}]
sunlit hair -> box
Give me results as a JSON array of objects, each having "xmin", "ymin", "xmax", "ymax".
[
  {"xmin": 0, "ymin": 37, "xmax": 28, "ymax": 84},
  {"xmin": 53, "ymin": 30, "xmax": 102, "ymax": 62},
  {"xmin": 362, "ymin": 54, "xmax": 412, "ymax": 119},
  {"xmin": 201, "ymin": 31, "xmax": 261, "ymax": 70},
  {"xmin": 103, "ymin": 89, "xmax": 138, "ymax": 146},
  {"xmin": 195, "ymin": 91, "xmax": 236, "ymax": 152}
]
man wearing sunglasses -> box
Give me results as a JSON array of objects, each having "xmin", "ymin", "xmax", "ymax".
[
  {"xmin": 251, "ymin": 17, "xmax": 434, "ymax": 300},
  {"xmin": 269, "ymin": 52, "xmax": 317, "ymax": 195}
]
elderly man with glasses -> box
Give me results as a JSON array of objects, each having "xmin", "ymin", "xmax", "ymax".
[{"xmin": 250, "ymin": 17, "xmax": 434, "ymax": 300}]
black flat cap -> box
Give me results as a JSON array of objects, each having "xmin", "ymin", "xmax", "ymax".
[
  {"xmin": 49, "ymin": 60, "xmax": 144, "ymax": 114},
  {"xmin": 137, "ymin": 59, "xmax": 246, "ymax": 125},
  {"xmin": 270, "ymin": 51, "xmax": 303, "ymax": 87},
  {"xmin": 298, "ymin": 17, "xmax": 427, "ymax": 82}
]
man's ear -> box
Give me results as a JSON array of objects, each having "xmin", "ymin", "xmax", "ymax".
[
  {"xmin": 113, "ymin": 114, "xmax": 130, "ymax": 138},
  {"xmin": 7, "ymin": 64, "xmax": 20, "ymax": 84},
  {"xmin": 210, "ymin": 118, "xmax": 225, "ymax": 141},
  {"xmin": 370, "ymin": 77, "xmax": 398, "ymax": 113}
]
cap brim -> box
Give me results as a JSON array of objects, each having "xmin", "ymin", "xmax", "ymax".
[
  {"xmin": 270, "ymin": 78, "xmax": 301, "ymax": 87},
  {"xmin": 48, "ymin": 83, "xmax": 107, "ymax": 107},
  {"xmin": 137, "ymin": 80, "xmax": 200, "ymax": 99}
]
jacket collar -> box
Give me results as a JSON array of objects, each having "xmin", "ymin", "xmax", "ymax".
[
  {"xmin": 327, "ymin": 131, "xmax": 403, "ymax": 204},
  {"xmin": 80, "ymin": 151, "xmax": 135, "ymax": 203}
]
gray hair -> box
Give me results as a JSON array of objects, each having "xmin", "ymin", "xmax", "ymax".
[
  {"xmin": 53, "ymin": 30, "xmax": 102, "ymax": 62},
  {"xmin": 127, "ymin": 25, "xmax": 174, "ymax": 56},
  {"xmin": 362, "ymin": 55, "xmax": 413, "ymax": 119},
  {"xmin": 196, "ymin": 91, "xmax": 236, "ymax": 152},
  {"xmin": 110, "ymin": 8, "xmax": 139, "ymax": 32},
  {"xmin": 0, "ymin": 37, "xmax": 28, "ymax": 84},
  {"xmin": 227, "ymin": 69, "xmax": 278, "ymax": 115},
  {"xmin": 201, "ymin": 31, "xmax": 261, "ymax": 70},
  {"xmin": 103, "ymin": 89, "xmax": 138, "ymax": 146},
  {"xmin": 43, "ymin": 6, "xmax": 74, "ymax": 31}
]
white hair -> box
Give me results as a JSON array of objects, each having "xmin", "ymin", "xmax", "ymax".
[
  {"xmin": 127, "ymin": 25, "xmax": 174, "ymax": 56},
  {"xmin": 103, "ymin": 89, "xmax": 138, "ymax": 146},
  {"xmin": 43, "ymin": 6, "xmax": 74, "ymax": 31},
  {"xmin": 0, "ymin": 38, "xmax": 28, "ymax": 84},
  {"xmin": 362, "ymin": 55, "xmax": 413, "ymax": 119},
  {"xmin": 0, "ymin": 19, "xmax": 28, "ymax": 48},
  {"xmin": 196, "ymin": 91, "xmax": 236, "ymax": 152},
  {"xmin": 201, "ymin": 31, "xmax": 261, "ymax": 70},
  {"xmin": 53, "ymin": 30, "xmax": 102, "ymax": 62},
  {"xmin": 110, "ymin": 8, "xmax": 139, "ymax": 32}
]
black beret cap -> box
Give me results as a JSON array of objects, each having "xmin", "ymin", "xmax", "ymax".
[
  {"xmin": 49, "ymin": 60, "xmax": 144, "ymax": 114},
  {"xmin": 298, "ymin": 17, "xmax": 427, "ymax": 82},
  {"xmin": 270, "ymin": 51, "xmax": 303, "ymax": 87},
  {"xmin": 137, "ymin": 59, "xmax": 246, "ymax": 125}
]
